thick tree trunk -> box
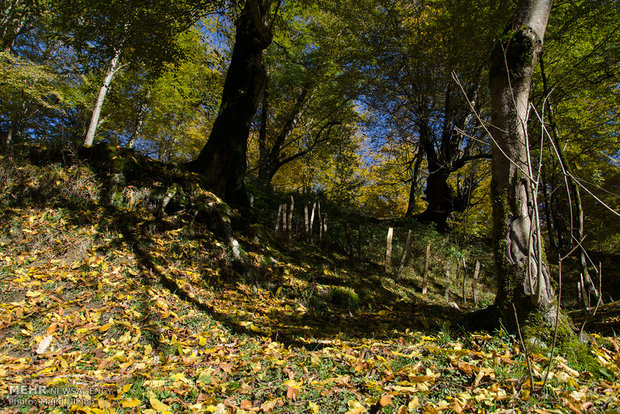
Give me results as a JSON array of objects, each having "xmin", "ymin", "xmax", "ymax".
[
  {"xmin": 84, "ymin": 47, "xmax": 121, "ymax": 147},
  {"xmin": 420, "ymin": 163, "xmax": 453, "ymax": 229},
  {"xmin": 405, "ymin": 149, "xmax": 425, "ymax": 217},
  {"xmin": 489, "ymin": 0, "xmax": 556, "ymax": 329},
  {"xmin": 187, "ymin": 0, "xmax": 272, "ymax": 206}
]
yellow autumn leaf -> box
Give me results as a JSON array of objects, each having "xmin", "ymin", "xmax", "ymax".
[
  {"xmin": 121, "ymin": 398, "xmax": 141, "ymax": 408},
  {"xmin": 99, "ymin": 323, "xmax": 113, "ymax": 332},
  {"xmin": 198, "ymin": 335, "xmax": 207, "ymax": 346},
  {"xmin": 346, "ymin": 399, "xmax": 366, "ymax": 414},
  {"xmin": 308, "ymin": 401, "xmax": 320, "ymax": 413},
  {"xmin": 149, "ymin": 395, "xmax": 171, "ymax": 413}
]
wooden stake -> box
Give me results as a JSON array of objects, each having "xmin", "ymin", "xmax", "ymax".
[
  {"xmin": 385, "ymin": 227, "xmax": 394, "ymax": 273},
  {"xmin": 472, "ymin": 260, "xmax": 480, "ymax": 304},
  {"xmin": 422, "ymin": 243, "xmax": 431, "ymax": 294},
  {"xmin": 444, "ymin": 262, "xmax": 451, "ymax": 301}
]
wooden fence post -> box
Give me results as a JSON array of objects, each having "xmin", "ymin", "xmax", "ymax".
[
  {"xmin": 385, "ymin": 227, "xmax": 394, "ymax": 273},
  {"xmin": 422, "ymin": 242, "xmax": 431, "ymax": 294},
  {"xmin": 472, "ymin": 260, "xmax": 480, "ymax": 305},
  {"xmin": 444, "ymin": 262, "xmax": 451, "ymax": 301}
]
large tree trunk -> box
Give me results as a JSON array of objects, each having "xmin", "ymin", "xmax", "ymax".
[
  {"xmin": 83, "ymin": 47, "xmax": 122, "ymax": 147},
  {"xmin": 187, "ymin": 0, "xmax": 272, "ymax": 206},
  {"xmin": 404, "ymin": 149, "xmax": 425, "ymax": 217},
  {"xmin": 489, "ymin": 0, "xmax": 556, "ymax": 328}
]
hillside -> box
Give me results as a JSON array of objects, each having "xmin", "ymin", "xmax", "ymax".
[{"xmin": 0, "ymin": 146, "xmax": 618, "ymax": 414}]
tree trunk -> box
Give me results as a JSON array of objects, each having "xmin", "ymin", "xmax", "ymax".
[
  {"xmin": 4, "ymin": 125, "xmax": 12, "ymax": 146},
  {"xmin": 186, "ymin": 0, "xmax": 272, "ymax": 206},
  {"xmin": 127, "ymin": 96, "xmax": 148, "ymax": 149},
  {"xmin": 489, "ymin": 0, "xmax": 556, "ymax": 329},
  {"xmin": 405, "ymin": 149, "xmax": 425, "ymax": 217},
  {"xmin": 420, "ymin": 164, "xmax": 453, "ymax": 229},
  {"xmin": 84, "ymin": 47, "xmax": 122, "ymax": 147}
]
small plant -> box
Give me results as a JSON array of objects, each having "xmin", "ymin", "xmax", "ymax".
[{"xmin": 327, "ymin": 286, "xmax": 360, "ymax": 310}]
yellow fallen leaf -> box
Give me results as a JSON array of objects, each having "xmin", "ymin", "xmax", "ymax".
[
  {"xmin": 121, "ymin": 398, "xmax": 141, "ymax": 408},
  {"xmin": 122, "ymin": 384, "xmax": 132, "ymax": 393},
  {"xmin": 26, "ymin": 290, "xmax": 41, "ymax": 297},
  {"xmin": 198, "ymin": 336, "xmax": 207, "ymax": 346},
  {"xmin": 99, "ymin": 323, "xmax": 113, "ymax": 333},
  {"xmin": 260, "ymin": 398, "xmax": 279, "ymax": 412},
  {"xmin": 346, "ymin": 399, "xmax": 366, "ymax": 414},
  {"xmin": 149, "ymin": 395, "xmax": 171, "ymax": 413},
  {"xmin": 408, "ymin": 395, "xmax": 420, "ymax": 410},
  {"xmin": 308, "ymin": 401, "xmax": 320, "ymax": 413}
]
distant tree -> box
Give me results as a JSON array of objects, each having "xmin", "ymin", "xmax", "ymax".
[{"xmin": 52, "ymin": 0, "xmax": 218, "ymax": 147}]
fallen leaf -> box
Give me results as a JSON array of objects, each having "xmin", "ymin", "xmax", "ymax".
[
  {"xmin": 260, "ymin": 398, "xmax": 279, "ymax": 412},
  {"xmin": 121, "ymin": 398, "xmax": 141, "ymax": 408},
  {"xmin": 36, "ymin": 336, "xmax": 53, "ymax": 354},
  {"xmin": 149, "ymin": 395, "xmax": 171, "ymax": 413},
  {"xmin": 380, "ymin": 394, "xmax": 392, "ymax": 407}
]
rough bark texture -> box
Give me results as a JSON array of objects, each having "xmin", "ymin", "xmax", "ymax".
[
  {"xmin": 187, "ymin": 0, "xmax": 272, "ymax": 206},
  {"xmin": 490, "ymin": 0, "xmax": 556, "ymax": 329}
]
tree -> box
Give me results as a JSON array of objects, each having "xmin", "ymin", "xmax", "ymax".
[
  {"xmin": 52, "ymin": 0, "xmax": 217, "ymax": 146},
  {"xmin": 187, "ymin": 0, "xmax": 274, "ymax": 206},
  {"xmin": 250, "ymin": 0, "xmax": 361, "ymax": 188},
  {"xmin": 360, "ymin": 0, "xmax": 504, "ymax": 229},
  {"xmin": 489, "ymin": 0, "xmax": 556, "ymax": 327},
  {"xmin": 0, "ymin": 0, "xmax": 47, "ymax": 51}
]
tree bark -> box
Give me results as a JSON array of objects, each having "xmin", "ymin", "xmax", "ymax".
[
  {"xmin": 489, "ymin": 0, "xmax": 556, "ymax": 329},
  {"xmin": 4, "ymin": 125, "xmax": 12, "ymax": 146},
  {"xmin": 404, "ymin": 149, "xmax": 425, "ymax": 217},
  {"xmin": 186, "ymin": 0, "xmax": 273, "ymax": 206},
  {"xmin": 84, "ymin": 47, "xmax": 122, "ymax": 147}
]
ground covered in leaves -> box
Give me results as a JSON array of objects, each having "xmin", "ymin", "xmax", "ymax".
[{"xmin": 0, "ymin": 150, "xmax": 618, "ymax": 413}]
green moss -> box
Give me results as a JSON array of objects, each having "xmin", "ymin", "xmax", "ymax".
[{"xmin": 491, "ymin": 26, "xmax": 537, "ymax": 82}]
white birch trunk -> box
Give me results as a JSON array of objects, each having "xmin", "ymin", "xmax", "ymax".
[
  {"xmin": 287, "ymin": 195, "xmax": 294, "ymax": 233},
  {"xmin": 275, "ymin": 204, "xmax": 283, "ymax": 232},
  {"xmin": 84, "ymin": 48, "xmax": 122, "ymax": 147}
]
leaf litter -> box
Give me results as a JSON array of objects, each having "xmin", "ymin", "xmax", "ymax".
[{"xmin": 0, "ymin": 175, "xmax": 618, "ymax": 413}]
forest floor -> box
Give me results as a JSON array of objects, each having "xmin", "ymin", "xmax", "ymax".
[{"xmin": 0, "ymin": 149, "xmax": 618, "ymax": 413}]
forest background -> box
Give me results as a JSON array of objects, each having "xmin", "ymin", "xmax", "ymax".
[{"xmin": 0, "ymin": 0, "xmax": 619, "ymax": 413}]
